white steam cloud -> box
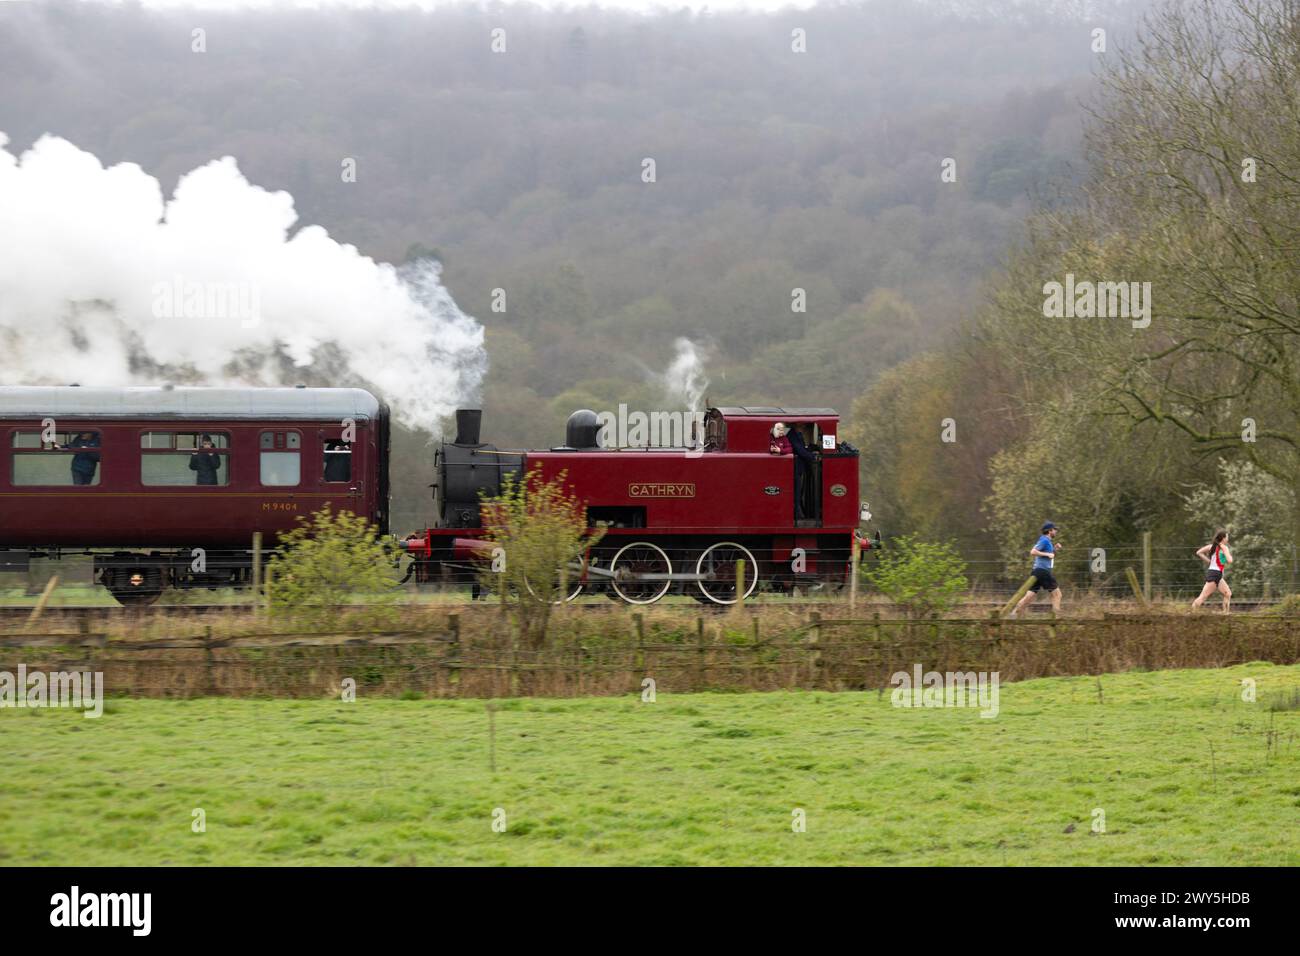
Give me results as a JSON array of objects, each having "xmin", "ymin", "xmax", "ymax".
[
  {"xmin": 0, "ymin": 133, "xmax": 484, "ymax": 430},
  {"xmin": 660, "ymin": 337, "xmax": 709, "ymax": 411}
]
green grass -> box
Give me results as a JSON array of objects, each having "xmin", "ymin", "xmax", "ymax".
[{"xmin": 1, "ymin": 665, "xmax": 1297, "ymax": 865}]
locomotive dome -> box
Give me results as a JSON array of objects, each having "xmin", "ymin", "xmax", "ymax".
[{"xmin": 564, "ymin": 409, "xmax": 602, "ymax": 450}]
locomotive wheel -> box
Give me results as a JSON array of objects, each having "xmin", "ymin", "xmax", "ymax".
[
  {"xmin": 609, "ymin": 542, "xmax": 672, "ymax": 605},
  {"xmin": 521, "ymin": 557, "xmax": 586, "ymax": 605},
  {"xmin": 695, "ymin": 542, "xmax": 760, "ymax": 605}
]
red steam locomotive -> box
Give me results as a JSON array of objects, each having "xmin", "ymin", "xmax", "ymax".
[{"xmin": 402, "ymin": 405, "xmax": 871, "ymax": 605}]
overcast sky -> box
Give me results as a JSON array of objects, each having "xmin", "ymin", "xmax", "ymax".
[{"xmin": 57, "ymin": 0, "xmax": 828, "ymax": 13}]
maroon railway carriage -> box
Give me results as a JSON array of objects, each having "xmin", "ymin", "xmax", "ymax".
[
  {"xmin": 403, "ymin": 406, "xmax": 872, "ymax": 605},
  {"xmin": 0, "ymin": 386, "xmax": 389, "ymax": 604}
]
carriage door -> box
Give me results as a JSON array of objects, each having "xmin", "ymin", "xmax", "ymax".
[{"xmin": 319, "ymin": 427, "xmax": 359, "ymax": 507}]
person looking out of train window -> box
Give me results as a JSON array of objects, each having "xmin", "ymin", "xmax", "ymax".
[
  {"xmin": 769, "ymin": 422, "xmax": 792, "ymax": 456},
  {"xmin": 189, "ymin": 435, "xmax": 222, "ymax": 485},
  {"xmin": 323, "ymin": 439, "xmax": 352, "ymax": 482},
  {"xmin": 56, "ymin": 431, "xmax": 101, "ymax": 485}
]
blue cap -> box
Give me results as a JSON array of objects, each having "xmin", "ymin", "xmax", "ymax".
[{"xmin": 1041, "ymin": 522, "xmax": 1057, "ymax": 532}]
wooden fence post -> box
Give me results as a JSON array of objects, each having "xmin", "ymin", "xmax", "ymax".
[
  {"xmin": 203, "ymin": 625, "xmax": 216, "ymax": 696},
  {"xmin": 1125, "ymin": 566, "xmax": 1149, "ymax": 610},
  {"xmin": 1001, "ymin": 576, "xmax": 1036, "ymax": 617},
  {"xmin": 632, "ymin": 612, "xmax": 645, "ymax": 689},
  {"xmin": 736, "ymin": 558, "xmax": 746, "ymax": 612},
  {"xmin": 1142, "ymin": 530, "xmax": 1152, "ymax": 603},
  {"xmin": 251, "ymin": 532, "xmax": 263, "ymax": 616},
  {"xmin": 807, "ymin": 611, "xmax": 821, "ymax": 687},
  {"xmin": 850, "ymin": 533, "xmax": 860, "ymax": 614},
  {"xmin": 695, "ymin": 617, "xmax": 707, "ymax": 691},
  {"xmin": 26, "ymin": 574, "xmax": 59, "ymax": 626}
]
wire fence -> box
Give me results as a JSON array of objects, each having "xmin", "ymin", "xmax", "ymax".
[
  {"xmin": 4, "ymin": 538, "xmax": 1298, "ymax": 607},
  {"xmin": 3, "ymin": 610, "xmax": 1298, "ymax": 699}
]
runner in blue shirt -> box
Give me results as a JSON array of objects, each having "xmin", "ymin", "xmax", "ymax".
[{"xmin": 1010, "ymin": 521, "xmax": 1061, "ymax": 617}]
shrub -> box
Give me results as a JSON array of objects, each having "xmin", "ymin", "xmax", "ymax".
[
  {"xmin": 479, "ymin": 467, "xmax": 604, "ymax": 647},
  {"xmin": 865, "ymin": 535, "xmax": 969, "ymax": 619},
  {"xmin": 267, "ymin": 505, "xmax": 401, "ymax": 628}
]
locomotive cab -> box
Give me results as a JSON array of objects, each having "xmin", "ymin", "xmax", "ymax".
[{"xmin": 706, "ymin": 407, "xmax": 847, "ymax": 525}]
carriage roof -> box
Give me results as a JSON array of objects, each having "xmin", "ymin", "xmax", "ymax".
[{"xmin": 0, "ymin": 386, "xmax": 381, "ymax": 421}]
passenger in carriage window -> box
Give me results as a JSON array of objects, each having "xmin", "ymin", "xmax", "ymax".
[
  {"xmin": 189, "ymin": 435, "xmax": 222, "ymax": 486},
  {"xmin": 56, "ymin": 431, "xmax": 101, "ymax": 485},
  {"xmin": 323, "ymin": 439, "xmax": 351, "ymax": 482}
]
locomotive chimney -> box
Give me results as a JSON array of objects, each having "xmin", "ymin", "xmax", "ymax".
[{"xmin": 454, "ymin": 408, "xmax": 482, "ymax": 446}]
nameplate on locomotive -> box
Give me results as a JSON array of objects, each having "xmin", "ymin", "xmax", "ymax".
[{"xmin": 628, "ymin": 482, "xmax": 695, "ymax": 498}]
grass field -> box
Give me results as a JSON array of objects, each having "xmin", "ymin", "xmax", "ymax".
[{"xmin": 2, "ymin": 664, "xmax": 1297, "ymax": 865}]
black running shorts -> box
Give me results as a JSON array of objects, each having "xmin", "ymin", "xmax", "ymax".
[{"xmin": 1030, "ymin": 567, "xmax": 1058, "ymax": 592}]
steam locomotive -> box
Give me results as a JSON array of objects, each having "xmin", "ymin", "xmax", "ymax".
[
  {"xmin": 0, "ymin": 386, "xmax": 869, "ymax": 606},
  {"xmin": 402, "ymin": 405, "xmax": 871, "ymax": 604}
]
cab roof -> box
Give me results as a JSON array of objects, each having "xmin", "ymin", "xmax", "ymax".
[{"xmin": 713, "ymin": 406, "xmax": 838, "ymax": 417}]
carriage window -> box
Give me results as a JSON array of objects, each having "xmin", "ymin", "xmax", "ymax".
[
  {"xmin": 11, "ymin": 430, "xmax": 102, "ymax": 486},
  {"xmin": 322, "ymin": 440, "xmax": 352, "ymax": 482},
  {"xmin": 140, "ymin": 432, "xmax": 230, "ymax": 486},
  {"xmin": 260, "ymin": 430, "xmax": 300, "ymax": 486}
]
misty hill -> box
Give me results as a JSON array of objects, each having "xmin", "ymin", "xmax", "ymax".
[{"xmin": 0, "ymin": 0, "xmax": 1145, "ymax": 528}]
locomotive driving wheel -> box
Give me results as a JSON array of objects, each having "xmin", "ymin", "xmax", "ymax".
[
  {"xmin": 609, "ymin": 541, "xmax": 673, "ymax": 604},
  {"xmin": 521, "ymin": 556, "xmax": 587, "ymax": 605},
  {"xmin": 695, "ymin": 541, "xmax": 760, "ymax": 605}
]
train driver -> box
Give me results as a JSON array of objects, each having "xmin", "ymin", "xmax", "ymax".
[{"xmin": 786, "ymin": 423, "xmax": 819, "ymax": 519}]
